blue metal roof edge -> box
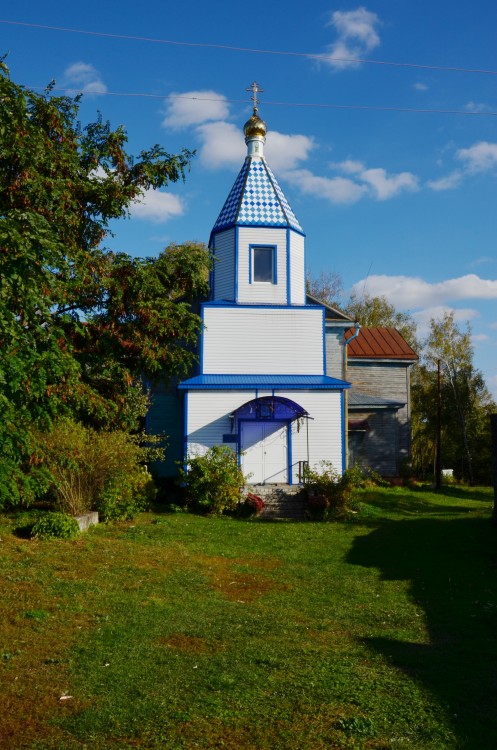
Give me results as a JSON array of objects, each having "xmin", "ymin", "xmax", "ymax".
[
  {"xmin": 210, "ymin": 220, "xmax": 306, "ymax": 238},
  {"xmin": 178, "ymin": 374, "xmax": 351, "ymax": 390}
]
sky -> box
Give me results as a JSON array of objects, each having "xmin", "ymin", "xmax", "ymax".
[{"xmin": 2, "ymin": 1, "xmax": 497, "ymax": 398}]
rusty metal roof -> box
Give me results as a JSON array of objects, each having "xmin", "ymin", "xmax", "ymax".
[{"xmin": 345, "ymin": 327, "xmax": 418, "ymax": 360}]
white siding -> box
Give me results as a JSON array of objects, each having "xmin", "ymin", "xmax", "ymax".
[
  {"xmin": 237, "ymin": 227, "xmax": 287, "ymax": 304},
  {"xmin": 212, "ymin": 228, "xmax": 235, "ymax": 301},
  {"xmin": 186, "ymin": 390, "xmax": 253, "ymax": 457},
  {"xmin": 325, "ymin": 327, "xmax": 346, "ymax": 380},
  {"xmin": 202, "ymin": 306, "xmax": 324, "ymax": 374},
  {"xmin": 281, "ymin": 390, "xmax": 343, "ymax": 482},
  {"xmin": 185, "ymin": 388, "xmax": 344, "ymax": 484},
  {"xmin": 289, "ymin": 232, "xmax": 306, "ymax": 305}
]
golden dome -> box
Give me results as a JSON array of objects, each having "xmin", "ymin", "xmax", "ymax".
[{"xmin": 243, "ymin": 109, "xmax": 267, "ymax": 141}]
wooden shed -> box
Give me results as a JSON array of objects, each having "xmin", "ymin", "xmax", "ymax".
[{"xmin": 345, "ymin": 327, "xmax": 418, "ymax": 476}]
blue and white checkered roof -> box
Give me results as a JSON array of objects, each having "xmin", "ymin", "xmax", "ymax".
[{"xmin": 212, "ymin": 157, "xmax": 303, "ymax": 234}]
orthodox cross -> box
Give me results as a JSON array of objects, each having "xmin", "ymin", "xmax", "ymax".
[{"xmin": 246, "ymin": 81, "xmax": 264, "ymax": 112}]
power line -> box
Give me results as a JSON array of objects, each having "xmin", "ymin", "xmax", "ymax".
[
  {"xmin": 2, "ymin": 18, "xmax": 497, "ymax": 77},
  {"xmin": 28, "ymin": 87, "xmax": 497, "ymax": 117}
]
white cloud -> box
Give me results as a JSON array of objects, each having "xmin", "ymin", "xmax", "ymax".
[
  {"xmin": 473, "ymin": 333, "xmax": 490, "ymax": 342},
  {"xmin": 427, "ymin": 170, "xmax": 463, "ymax": 191},
  {"xmin": 284, "ymin": 161, "xmax": 418, "ymax": 205},
  {"xmin": 468, "ymin": 256, "xmax": 496, "ymax": 268},
  {"xmin": 286, "ymin": 169, "xmax": 367, "ymax": 204},
  {"xmin": 266, "ymin": 132, "xmax": 315, "ymax": 172},
  {"xmin": 332, "ymin": 159, "xmax": 365, "ymax": 174},
  {"xmin": 359, "ymin": 168, "xmax": 419, "ymax": 200},
  {"xmin": 163, "ymin": 91, "xmax": 229, "ymax": 129},
  {"xmin": 197, "ymin": 121, "xmax": 245, "ymax": 169},
  {"xmin": 130, "ymin": 189, "xmax": 185, "ymax": 223},
  {"xmin": 464, "ymin": 101, "xmax": 492, "ymax": 113},
  {"xmin": 413, "ymin": 82, "xmax": 429, "ymax": 91},
  {"xmin": 63, "ymin": 62, "xmax": 107, "ymax": 95},
  {"xmin": 324, "ymin": 7, "xmax": 381, "ymax": 70},
  {"xmin": 195, "ymin": 122, "xmax": 314, "ymax": 172},
  {"xmin": 411, "ymin": 305, "xmax": 479, "ymax": 338},
  {"xmin": 427, "ymin": 140, "xmax": 497, "ymax": 192},
  {"xmin": 351, "ymin": 273, "xmax": 497, "ymax": 309},
  {"xmin": 488, "ymin": 374, "xmax": 497, "ymax": 401},
  {"xmin": 456, "ymin": 140, "xmax": 497, "ymax": 173}
]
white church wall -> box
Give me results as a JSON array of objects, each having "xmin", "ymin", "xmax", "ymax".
[
  {"xmin": 289, "ymin": 232, "xmax": 306, "ymax": 305},
  {"xmin": 284, "ymin": 390, "xmax": 344, "ymax": 482},
  {"xmin": 185, "ymin": 390, "xmax": 253, "ymax": 457},
  {"xmin": 202, "ymin": 306, "xmax": 325, "ymax": 375}
]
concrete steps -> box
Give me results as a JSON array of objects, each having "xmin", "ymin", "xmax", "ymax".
[{"xmin": 246, "ymin": 484, "xmax": 307, "ymax": 520}]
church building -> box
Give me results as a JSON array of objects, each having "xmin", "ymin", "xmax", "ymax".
[{"xmin": 176, "ymin": 87, "xmax": 351, "ymax": 485}]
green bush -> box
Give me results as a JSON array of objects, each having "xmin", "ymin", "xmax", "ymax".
[
  {"xmin": 179, "ymin": 446, "xmax": 245, "ymax": 515},
  {"xmin": 304, "ymin": 462, "xmax": 364, "ymax": 519},
  {"xmin": 35, "ymin": 418, "xmax": 162, "ymax": 520},
  {"xmin": 98, "ymin": 467, "xmax": 157, "ymax": 522},
  {"xmin": 31, "ymin": 512, "xmax": 80, "ymax": 540}
]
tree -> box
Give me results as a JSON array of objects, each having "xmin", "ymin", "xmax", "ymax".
[
  {"xmin": 346, "ymin": 291, "xmax": 419, "ymax": 351},
  {"xmin": 306, "ymin": 269, "xmax": 344, "ymax": 309},
  {"xmin": 0, "ymin": 62, "xmax": 211, "ymax": 505},
  {"xmin": 412, "ymin": 312, "xmax": 496, "ymax": 484}
]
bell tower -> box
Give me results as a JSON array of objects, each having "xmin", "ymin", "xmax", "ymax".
[{"xmin": 209, "ymin": 83, "xmax": 306, "ymax": 306}]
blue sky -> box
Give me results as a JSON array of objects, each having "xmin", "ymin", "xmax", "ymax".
[{"xmin": 2, "ymin": 1, "xmax": 497, "ymax": 397}]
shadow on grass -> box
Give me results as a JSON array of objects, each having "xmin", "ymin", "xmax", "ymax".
[{"xmin": 347, "ymin": 514, "xmax": 497, "ymax": 748}]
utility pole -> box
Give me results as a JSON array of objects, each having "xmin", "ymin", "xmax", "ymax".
[
  {"xmin": 491, "ymin": 414, "xmax": 497, "ymax": 524},
  {"xmin": 435, "ymin": 359, "xmax": 442, "ymax": 490}
]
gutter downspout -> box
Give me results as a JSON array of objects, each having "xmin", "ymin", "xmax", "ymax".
[{"xmin": 343, "ymin": 324, "xmax": 361, "ymax": 471}]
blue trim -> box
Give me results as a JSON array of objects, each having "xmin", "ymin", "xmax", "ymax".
[
  {"xmin": 234, "ymin": 226, "xmax": 239, "ymax": 302},
  {"xmin": 199, "ymin": 304, "xmax": 206, "ymax": 373},
  {"xmin": 210, "ymin": 235, "xmax": 216, "ymax": 301},
  {"xmin": 201, "ymin": 301, "xmax": 323, "ymax": 311},
  {"xmin": 212, "ymin": 221, "xmax": 306, "ymax": 239},
  {"xmin": 178, "ymin": 374, "xmax": 351, "ymax": 390},
  {"xmin": 341, "ymin": 391, "xmax": 346, "ymax": 474},
  {"xmin": 322, "ymin": 308, "xmax": 327, "ymax": 375},
  {"xmin": 286, "ymin": 227, "xmax": 291, "ymax": 305},
  {"xmin": 183, "ymin": 391, "xmax": 189, "ymax": 472},
  {"xmin": 287, "ymin": 422, "xmax": 293, "ymax": 485}
]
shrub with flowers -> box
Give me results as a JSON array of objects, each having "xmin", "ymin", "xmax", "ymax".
[
  {"xmin": 304, "ymin": 462, "xmax": 363, "ymax": 519},
  {"xmin": 238, "ymin": 492, "xmax": 265, "ymax": 518}
]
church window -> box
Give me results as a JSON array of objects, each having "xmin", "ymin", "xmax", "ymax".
[{"xmin": 252, "ymin": 246, "xmax": 276, "ymax": 283}]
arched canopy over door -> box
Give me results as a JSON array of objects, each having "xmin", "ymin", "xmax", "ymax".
[
  {"xmin": 232, "ymin": 396, "xmax": 308, "ymax": 427},
  {"xmin": 234, "ymin": 397, "xmax": 309, "ymax": 485}
]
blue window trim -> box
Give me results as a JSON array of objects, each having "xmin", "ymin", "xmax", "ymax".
[{"xmin": 249, "ymin": 244, "xmax": 277, "ymax": 285}]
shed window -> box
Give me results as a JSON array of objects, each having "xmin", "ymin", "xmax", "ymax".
[{"xmin": 253, "ymin": 246, "xmax": 275, "ymax": 283}]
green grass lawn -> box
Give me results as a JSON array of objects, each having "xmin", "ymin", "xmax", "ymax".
[{"xmin": 1, "ymin": 486, "xmax": 496, "ymax": 749}]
